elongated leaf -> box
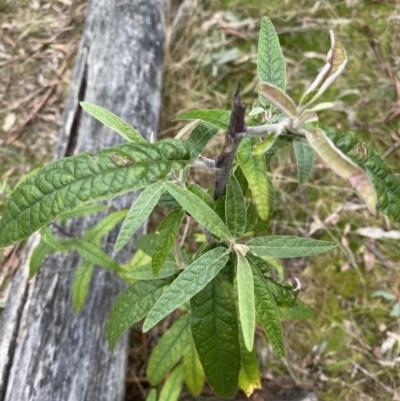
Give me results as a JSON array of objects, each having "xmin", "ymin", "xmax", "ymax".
[
  {"xmin": 325, "ymin": 126, "xmax": 400, "ymax": 221},
  {"xmin": 238, "ymin": 327, "xmax": 261, "ymax": 397},
  {"xmin": 185, "ymin": 122, "xmax": 220, "ymax": 158},
  {"xmin": 293, "ymin": 141, "xmax": 315, "ymax": 185},
  {"xmin": 248, "ymin": 256, "xmax": 285, "ymax": 357},
  {"xmin": 300, "ymin": 31, "xmax": 347, "ymax": 106},
  {"xmin": 40, "ymin": 227, "xmax": 69, "ymax": 253},
  {"xmin": 173, "ymin": 109, "xmax": 230, "ymax": 130},
  {"xmin": 237, "ymin": 138, "xmax": 270, "ymax": 221},
  {"xmin": 257, "ymin": 16, "xmax": 286, "ymax": 92},
  {"xmin": 252, "ymin": 134, "xmax": 277, "ymax": 157},
  {"xmin": 158, "ymin": 365, "xmax": 184, "ymax": 401},
  {"xmin": 163, "ymin": 182, "xmax": 233, "ymax": 241},
  {"xmin": 145, "ymin": 389, "xmax": 157, "ymax": 401},
  {"xmin": 143, "ymin": 247, "xmax": 230, "ymax": 331},
  {"xmin": 59, "ymin": 204, "xmax": 109, "ymax": 225},
  {"xmin": 257, "ymin": 83, "xmax": 297, "ymax": 118},
  {"xmin": 225, "ymin": 173, "xmax": 247, "ymax": 239},
  {"xmin": 29, "ymin": 241, "xmax": 53, "ymax": 278},
  {"xmin": 71, "ymin": 239, "xmax": 121, "ymax": 271},
  {"xmin": 115, "ymin": 181, "xmax": 165, "ymax": 251},
  {"xmin": 158, "ymin": 191, "xmax": 181, "ymax": 210},
  {"xmin": 174, "ymin": 119, "xmax": 201, "ymax": 139},
  {"xmin": 305, "ymin": 127, "xmax": 378, "ymax": 214},
  {"xmin": 0, "ymin": 140, "xmax": 191, "ymax": 248},
  {"xmin": 264, "ymin": 136, "xmax": 293, "ymax": 164},
  {"xmin": 187, "ymin": 183, "xmax": 215, "ymax": 209},
  {"xmin": 72, "ymin": 260, "xmax": 94, "ymax": 312},
  {"xmin": 278, "ymin": 300, "xmax": 314, "ymax": 320},
  {"xmin": 244, "ymin": 201, "xmax": 258, "ymax": 234},
  {"xmin": 106, "ymin": 278, "xmax": 168, "ymax": 350},
  {"xmin": 147, "ymin": 314, "xmax": 191, "ymax": 385},
  {"xmin": 80, "ymin": 102, "xmax": 146, "ymax": 143},
  {"xmin": 191, "ymin": 266, "xmax": 240, "ymax": 399},
  {"xmin": 247, "ymin": 235, "xmax": 337, "ymax": 258},
  {"xmin": 183, "ymin": 337, "xmax": 205, "ymax": 396},
  {"xmin": 152, "ymin": 209, "xmax": 184, "ymax": 275},
  {"xmin": 123, "ymin": 262, "xmax": 179, "ymax": 280},
  {"xmin": 83, "ymin": 209, "xmax": 128, "ymax": 244},
  {"xmin": 236, "ymin": 252, "xmax": 255, "ymax": 351}
]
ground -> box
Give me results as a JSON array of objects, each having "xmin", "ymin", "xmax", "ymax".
[{"xmin": 1, "ymin": 1, "xmax": 399, "ymax": 400}]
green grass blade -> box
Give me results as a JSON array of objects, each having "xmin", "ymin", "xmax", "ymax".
[
  {"xmin": 183, "ymin": 337, "xmax": 205, "ymax": 396},
  {"xmin": 236, "ymin": 252, "xmax": 255, "ymax": 351},
  {"xmin": 143, "ymin": 247, "xmax": 229, "ymax": 332},
  {"xmin": 191, "ymin": 267, "xmax": 240, "ymax": 399},
  {"xmin": 257, "ymin": 16, "xmax": 286, "ymax": 91},
  {"xmin": 158, "ymin": 365, "xmax": 184, "ymax": 401},
  {"xmin": 293, "ymin": 141, "xmax": 315, "ymax": 185},
  {"xmin": 248, "ymin": 256, "xmax": 285, "ymax": 357},
  {"xmin": 226, "ymin": 173, "xmax": 247, "ymax": 239},
  {"xmin": 173, "ymin": 109, "xmax": 230, "ymax": 130},
  {"xmin": 106, "ymin": 279, "xmax": 168, "ymax": 350},
  {"xmin": 236, "ymin": 138, "xmax": 270, "ymax": 221},
  {"xmin": 164, "ymin": 182, "xmax": 233, "ymax": 241},
  {"xmin": 80, "ymin": 102, "xmax": 146, "ymax": 143},
  {"xmin": 147, "ymin": 314, "xmax": 191, "ymax": 385},
  {"xmin": 247, "ymin": 236, "xmax": 337, "ymax": 258},
  {"xmin": 152, "ymin": 209, "xmax": 184, "ymax": 275},
  {"xmin": 115, "ymin": 181, "xmax": 165, "ymax": 252},
  {"xmin": 72, "ymin": 260, "xmax": 94, "ymax": 312},
  {"xmin": 0, "ymin": 139, "xmax": 190, "ymax": 248}
]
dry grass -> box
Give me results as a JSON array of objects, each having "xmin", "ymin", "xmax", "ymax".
[{"xmin": 1, "ymin": 0, "xmax": 400, "ymax": 400}]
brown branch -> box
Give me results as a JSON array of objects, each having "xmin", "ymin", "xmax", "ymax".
[{"xmin": 213, "ymin": 84, "xmax": 246, "ymax": 201}]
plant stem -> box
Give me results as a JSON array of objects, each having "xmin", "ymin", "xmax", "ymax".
[{"xmin": 214, "ymin": 84, "xmax": 246, "ymax": 201}]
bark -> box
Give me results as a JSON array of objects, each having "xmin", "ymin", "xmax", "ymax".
[{"xmin": 0, "ymin": 1, "xmax": 166, "ymax": 400}]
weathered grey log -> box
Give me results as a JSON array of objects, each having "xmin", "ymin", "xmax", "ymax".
[{"xmin": 0, "ymin": 1, "xmax": 166, "ymax": 400}]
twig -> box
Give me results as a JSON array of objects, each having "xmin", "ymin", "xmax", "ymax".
[{"xmin": 214, "ymin": 83, "xmax": 246, "ymax": 201}]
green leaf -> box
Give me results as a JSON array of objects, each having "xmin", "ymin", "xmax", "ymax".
[
  {"xmin": 225, "ymin": 173, "xmax": 247, "ymax": 239},
  {"xmin": 293, "ymin": 141, "xmax": 315, "ymax": 185},
  {"xmin": 80, "ymin": 102, "xmax": 146, "ymax": 143},
  {"xmin": 299, "ymin": 31, "xmax": 347, "ymax": 107},
  {"xmin": 71, "ymin": 239, "xmax": 120, "ymax": 271},
  {"xmin": 324, "ymin": 126, "xmax": 400, "ymax": 221},
  {"xmin": 257, "ymin": 83, "xmax": 297, "ymax": 118},
  {"xmin": 106, "ymin": 278, "xmax": 168, "ymax": 350},
  {"xmin": 136, "ymin": 233, "xmax": 161, "ymax": 255},
  {"xmin": 278, "ymin": 300, "xmax": 314, "ymax": 320},
  {"xmin": 237, "ymin": 138, "xmax": 270, "ymax": 221},
  {"xmin": 147, "ymin": 314, "xmax": 191, "ymax": 385},
  {"xmin": 264, "ymin": 136, "xmax": 293, "ymax": 164},
  {"xmin": 152, "ymin": 209, "xmax": 184, "ymax": 275},
  {"xmin": 40, "ymin": 227, "xmax": 69, "ymax": 253},
  {"xmin": 123, "ymin": 261, "xmax": 179, "ymax": 280},
  {"xmin": 158, "ymin": 191, "xmax": 181, "ymax": 210},
  {"xmin": 0, "ymin": 139, "xmax": 191, "ymax": 248},
  {"xmin": 158, "ymin": 365, "xmax": 184, "ymax": 401},
  {"xmin": 143, "ymin": 247, "xmax": 230, "ymax": 332},
  {"xmin": 236, "ymin": 251, "xmax": 255, "ymax": 352},
  {"xmin": 187, "ymin": 183, "xmax": 215, "ymax": 209},
  {"xmin": 248, "ymin": 256, "xmax": 285, "ymax": 357},
  {"xmin": 72, "ymin": 260, "xmax": 94, "ymax": 312},
  {"xmin": 305, "ymin": 127, "xmax": 378, "ymax": 214},
  {"xmin": 238, "ymin": 326, "xmax": 261, "ymax": 397},
  {"xmin": 59, "ymin": 204, "xmax": 109, "ymax": 225},
  {"xmin": 174, "ymin": 119, "xmax": 201, "ymax": 139},
  {"xmin": 83, "ymin": 209, "xmax": 128, "ymax": 245},
  {"xmin": 247, "ymin": 236, "xmax": 337, "ymax": 258},
  {"xmin": 183, "ymin": 336, "xmax": 205, "ymax": 396},
  {"xmin": 145, "ymin": 389, "xmax": 157, "ymax": 401},
  {"xmin": 163, "ymin": 182, "xmax": 233, "ymax": 241},
  {"xmin": 29, "ymin": 241, "xmax": 53, "ymax": 278},
  {"xmin": 252, "ymin": 133, "xmax": 277, "ymax": 157},
  {"xmin": 257, "ymin": 16, "xmax": 286, "ymax": 92},
  {"xmin": 185, "ymin": 122, "xmax": 220, "ymax": 158},
  {"xmin": 173, "ymin": 109, "xmax": 230, "ymax": 130},
  {"xmin": 244, "ymin": 201, "xmax": 258, "ymax": 234},
  {"xmin": 115, "ymin": 181, "xmax": 165, "ymax": 252},
  {"xmin": 191, "ymin": 266, "xmax": 240, "ymax": 399}
]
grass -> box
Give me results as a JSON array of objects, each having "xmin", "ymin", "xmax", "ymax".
[{"xmin": 1, "ymin": 0, "xmax": 400, "ymax": 400}]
